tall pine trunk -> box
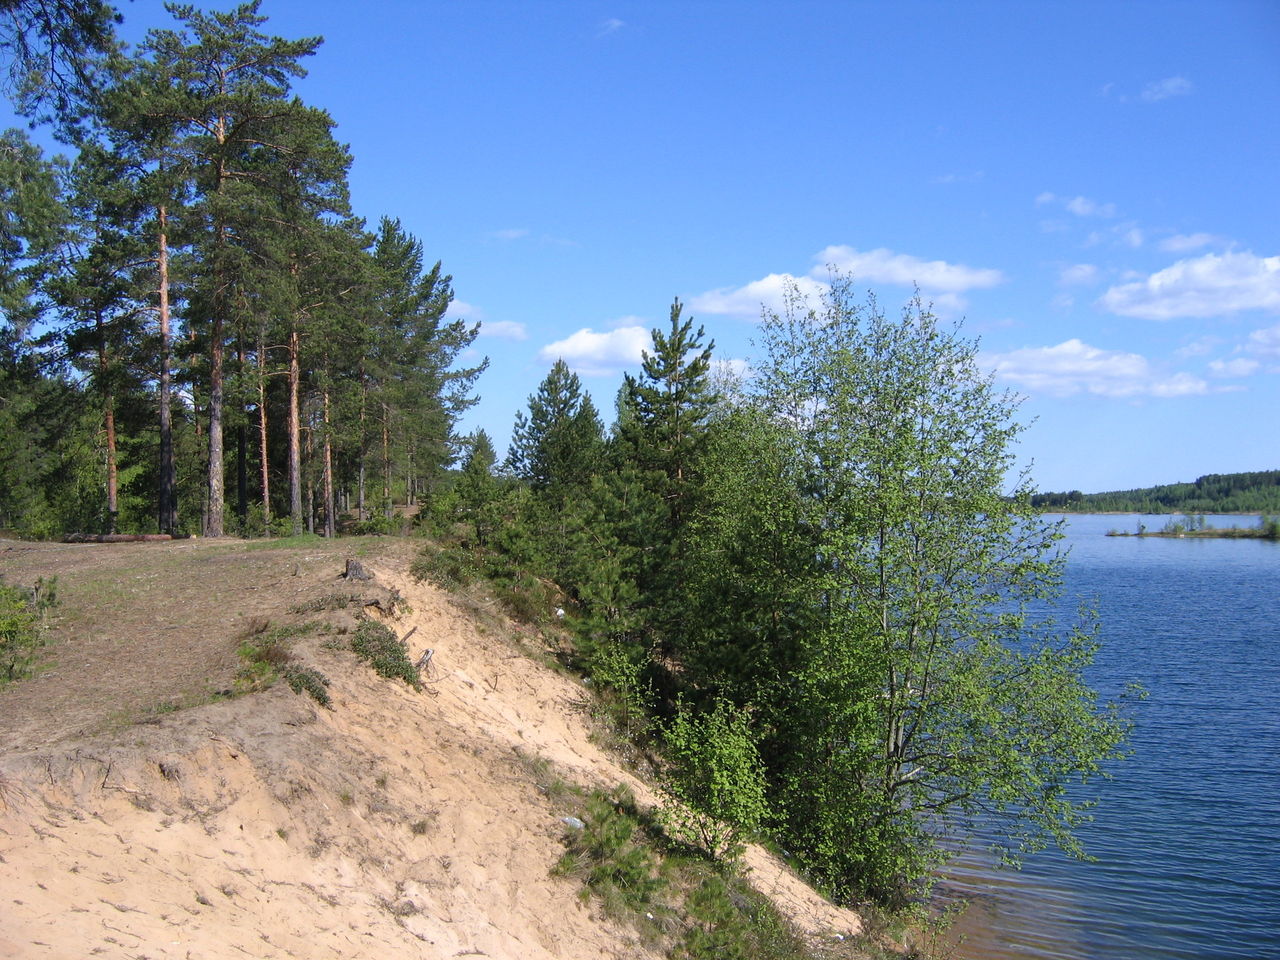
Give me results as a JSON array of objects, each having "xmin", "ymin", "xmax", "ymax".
[
  {"xmin": 322, "ymin": 381, "xmax": 335, "ymax": 538},
  {"xmin": 357, "ymin": 373, "xmax": 366, "ymax": 520},
  {"xmin": 257, "ymin": 328, "xmax": 271, "ymax": 526},
  {"xmin": 97, "ymin": 313, "xmax": 118, "ymax": 535},
  {"xmin": 382, "ymin": 403, "xmax": 391, "ymax": 520},
  {"xmin": 156, "ymin": 205, "xmax": 177, "ymax": 535},
  {"xmin": 288, "ymin": 321, "xmax": 302, "ymax": 535},
  {"xmin": 236, "ymin": 339, "xmax": 248, "ymax": 524},
  {"xmin": 205, "ymin": 147, "xmax": 229, "ymax": 538}
]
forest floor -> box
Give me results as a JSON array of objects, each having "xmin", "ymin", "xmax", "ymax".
[{"xmin": 0, "ymin": 535, "xmax": 867, "ymax": 959}]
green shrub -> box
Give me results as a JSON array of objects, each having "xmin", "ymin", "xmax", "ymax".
[
  {"xmin": 679, "ymin": 871, "xmax": 807, "ymax": 960},
  {"xmin": 284, "ymin": 666, "xmax": 332, "ymax": 707},
  {"xmin": 350, "ymin": 619, "xmax": 420, "ymax": 688},
  {"xmin": 661, "ymin": 698, "xmax": 769, "ymax": 862},
  {"xmin": 350, "ymin": 514, "xmax": 396, "ymax": 536},
  {"xmin": 552, "ymin": 784, "xmax": 810, "ymax": 960},
  {"xmin": 411, "ymin": 546, "xmax": 480, "ymax": 590},
  {"xmin": 0, "ymin": 581, "xmax": 44, "ymax": 684},
  {"xmin": 236, "ymin": 621, "xmax": 330, "ymax": 705},
  {"xmin": 586, "ymin": 638, "xmax": 653, "ymax": 740},
  {"xmin": 554, "ymin": 787, "xmax": 666, "ymax": 920}
]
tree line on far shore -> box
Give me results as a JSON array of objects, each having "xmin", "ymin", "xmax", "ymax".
[{"xmin": 1032, "ymin": 470, "xmax": 1280, "ymax": 515}]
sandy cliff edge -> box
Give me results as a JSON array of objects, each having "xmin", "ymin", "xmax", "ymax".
[{"xmin": 0, "ymin": 546, "xmax": 862, "ymax": 959}]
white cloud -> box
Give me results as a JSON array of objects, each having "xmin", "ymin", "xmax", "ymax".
[
  {"xmin": 1120, "ymin": 225, "xmax": 1145, "ymax": 248},
  {"xmin": 985, "ymin": 339, "xmax": 1210, "ymax": 398},
  {"xmin": 1141, "ymin": 76, "xmax": 1193, "ymax": 102},
  {"xmin": 816, "ymin": 246, "xmax": 1005, "ymax": 293},
  {"xmin": 1098, "ymin": 251, "xmax": 1280, "ymax": 320},
  {"xmin": 1065, "ymin": 196, "xmax": 1117, "ymax": 218},
  {"xmin": 477, "ymin": 319, "xmax": 527, "ymax": 341},
  {"xmin": 1208, "ymin": 358, "xmax": 1261, "ymax": 378},
  {"xmin": 537, "ymin": 325, "xmax": 650, "ymax": 376},
  {"xmin": 1159, "ymin": 232, "xmax": 1222, "ymax": 253},
  {"xmin": 1038, "ymin": 192, "xmax": 1116, "ymax": 218},
  {"xmin": 1059, "ymin": 263, "xmax": 1099, "ymax": 286},
  {"xmin": 691, "ymin": 247, "xmax": 1005, "ymax": 320},
  {"xmin": 490, "ymin": 228, "xmax": 530, "ymax": 241},
  {"xmin": 932, "ymin": 170, "xmax": 984, "ymax": 184},
  {"xmin": 689, "ymin": 272, "xmax": 830, "ymax": 317},
  {"xmin": 447, "ymin": 300, "xmax": 484, "ymax": 321},
  {"xmin": 1175, "ymin": 336, "xmax": 1220, "ymax": 358},
  {"xmin": 1245, "ymin": 323, "xmax": 1280, "ymax": 359},
  {"xmin": 597, "ymin": 17, "xmax": 626, "ymax": 36}
]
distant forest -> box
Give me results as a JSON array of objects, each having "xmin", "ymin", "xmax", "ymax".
[{"xmin": 1032, "ymin": 470, "xmax": 1280, "ymax": 514}]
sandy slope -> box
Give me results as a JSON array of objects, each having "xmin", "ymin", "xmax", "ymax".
[{"xmin": 0, "ymin": 549, "xmax": 862, "ymax": 959}]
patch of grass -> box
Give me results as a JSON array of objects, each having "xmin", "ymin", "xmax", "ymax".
[
  {"xmin": 236, "ymin": 620, "xmax": 331, "ymax": 706},
  {"xmin": 243, "ymin": 532, "xmax": 328, "ymax": 551},
  {"xmin": 552, "ymin": 785, "xmax": 816, "ymax": 960},
  {"xmin": 350, "ymin": 619, "xmax": 420, "ymax": 689},
  {"xmin": 289, "ymin": 592, "xmax": 357, "ymax": 613},
  {"xmin": 1, "ymin": 576, "xmax": 52, "ymax": 686},
  {"xmin": 410, "ymin": 546, "xmax": 480, "ymax": 590}
]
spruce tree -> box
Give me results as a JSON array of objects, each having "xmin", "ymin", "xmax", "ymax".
[{"xmin": 507, "ymin": 358, "xmax": 603, "ymax": 498}]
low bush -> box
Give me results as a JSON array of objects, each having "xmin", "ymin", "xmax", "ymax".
[
  {"xmin": 553, "ymin": 784, "xmax": 812, "ymax": 960},
  {"xmin": 236, "ymin": 621, "xmax": 331, "ymax": 707},
  {"xmin": 350, "ymin": 619, "xmax": 420, "ymax": 688},
  {"xmin": 284, "ymin": 666, "xmax": 332, "ymax": 707},
  {"xmin": 1, "ymin": 578, "xmax": 49, "ymax": 685},
  {"xmin": 661, "ymin": 698, "xmax": 769, "ymax": 862}
]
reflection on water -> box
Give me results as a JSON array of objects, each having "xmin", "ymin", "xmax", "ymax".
[{"xmin": 937, "ymin": 853, "xmax": 1089, "ymax": 960}]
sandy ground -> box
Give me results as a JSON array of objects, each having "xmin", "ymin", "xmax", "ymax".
[{"xmin": 0, "ymin": 539, "xmax": 864, "ymax": 959}]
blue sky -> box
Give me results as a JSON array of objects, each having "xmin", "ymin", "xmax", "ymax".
[{"xmin": 12, "ymin": 1, "xmax": 1280, "ymax": 493}]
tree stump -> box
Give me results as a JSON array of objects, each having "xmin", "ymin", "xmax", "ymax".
[{"xmin": 342, "ymin": 558, "xmax": 372, "ymax": 581}]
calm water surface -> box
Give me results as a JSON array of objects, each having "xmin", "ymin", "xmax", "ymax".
[{"xmin": 943, "ymin": 514, "xmax": 1280, "ymax": 960}]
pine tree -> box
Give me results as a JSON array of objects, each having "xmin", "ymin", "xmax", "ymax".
[
  {"xmin": 367, "ymin": 217, "xmax": 485, "ymax": 518},
  {"xmin": 0, "ymin": 128, "xmax": 74, "ymax": 535},
  {"xmin": 137, "ymin": 1, "xmax": 323, "ymax": 537},
  {"xmin": 614, "ymin": 297, "xmax": 717, "ymax": 639},
  {"xmin": 455, "ymin": 428, "xmax": 498, "ymax": 545},
  {"xmin": 507, "ymin": 358, "xmax": 603, "ymax": 498},
  {"xmin": 47, "ymin": 142, "xmax": 152, "ymax": 533}
]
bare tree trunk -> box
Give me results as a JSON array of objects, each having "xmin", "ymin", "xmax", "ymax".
[
  {"xmin": 322, "ymin": 382, "xmax": 335, "ymax": 538},
  {"xmin": 207, "ymin": 309, "xmax": 225, "ymax": 537},
  {"xmin": 257, "ymin": 327, "xmax": 271, "ymax": 526},
  {"xmin": 406, "ymin": 445, "xmax": 414, "ymax": 507},
  {"xmin": 305, "ymin": 409, "xmax": 315, "ymax": 534},
  {"xmin": 236, "ymin": 340, "xmax": 248, "ymax": 525},
  {"xmin": 206, "ymin": 146, "xmax": 229, "ymax": 539},
  {"xmin": 382, "ymin": 403, "xmax": 392, "ymax": 520},
  {"xmin": 288, "ymin": 322, "xmax": 302, "ymax": 535},
  {"xmin": 157, "ymin": 206, "xmax": 177, "ymax": 535},
  {"xmin": 357, "ymin": 374, "xmax": 366, "ymax": 521},
  {"xmin": 97, "ymin": 315, "xmax": 118, "ymax": 535}
]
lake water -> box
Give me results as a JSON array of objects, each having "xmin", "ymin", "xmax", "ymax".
[{"xmin": 941, "ymin": 514, "xmax": 1280, "ymax": 960}]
